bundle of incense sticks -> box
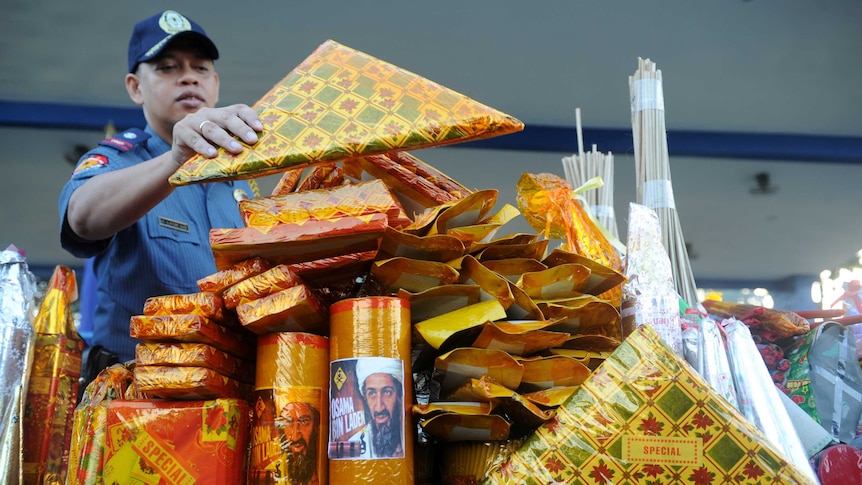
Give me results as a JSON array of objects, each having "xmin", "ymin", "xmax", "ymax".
[
  {"xmin": 629, "ymin": 58, "xmax": 699, "ymax": 308},
  {"xmin": 561, "ymin": 108, "xmax": 620, "ymax": 241}
]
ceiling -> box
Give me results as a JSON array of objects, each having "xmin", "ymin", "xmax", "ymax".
[{"xmin": 2, "ymin": 0, "xmax": 862, "ymax": 292}]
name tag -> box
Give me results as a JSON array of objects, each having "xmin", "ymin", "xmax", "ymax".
[{"xmin": 158, "ymin": 216, "xmax": 190, "ymax": 233}]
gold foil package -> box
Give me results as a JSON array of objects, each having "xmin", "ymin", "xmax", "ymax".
[
  {"xmin": 239, "ymin": 178, "xmax": 412, "ymax": 229},
  {"xmin": 483, "ymin": 325, "xmax": 818, "ymax": 484},
  {"xmin": 23, "ymin": 265, "xmax": 84, "ymax": 485},
  {"xmin": 170, "ymin": 40, "xmax": 523, "ymax": 186}
]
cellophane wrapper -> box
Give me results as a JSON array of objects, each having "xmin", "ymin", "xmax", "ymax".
[
  {"xmin": 0, "ymin": 248, "xmax": 37, "ymax": 484},
  {"xmin": 23, "ymin": 265, "xmax": 85, "ymax": 485},
  {"xmin": 621, "ymin": 203, "xmax": 682, "ymax": 354},
  {"xmin": 723, "ymin": 318, "xmax": 818, "ymax": 483},
  {"xmin": 697, "ymin": 316, "xmax": 739, "ymax": 409},
  {"xmin": 66, "ymin": 363, "xmax": 134, "ymax": 485},
  {"xmin": 482, "ymin": 324, "xmax": 818, "ymax": 485}
]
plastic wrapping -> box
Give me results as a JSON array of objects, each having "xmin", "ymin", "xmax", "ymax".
[
  {"xmin": 723, "ymin": 318, "xmax": 818, "ymax": 483},
  {"xmin": 102, "ymin": 399, "xmax": 249, "ymax": 484},
  {"xmin": 329, "ymin": 297, "xmax": 413, "ymax": 483},
  {"xmin": 23, "ymin": 265, "xmax": 84, "ymax": 485},
  {"xmin": 66, "ymin": 363, "xmax": 134, "ymax": 485},
  {"xmin": 785, "ymin": 321, "xmax": 862, "ymax": 444},
  {"xmin": 696, "ymin": 316, "xmax": 739, "ymax": 409},
  {"xmin": 483, "ymin": 324, "xmax": 817, "ymax": 484},
  {"xmin": 515, "ymin": 173, "xmax": 622, "ymax": 276},
  {"xmin": 249, "ymin": 332, "xmax": 329, "ymax": 485},
  {"xmin": 170, "ymin": 40, "xmax": 523, "ymax": 186},
  {"xmin": 702, "ymin": 299, "xmax": 810, "ymax": 341},
  {"xmin": 0, "ymin": 247, "xmax": 36, "ymax": 484},
  {"xmin": 620, "ymin": 203, "xmax": 682, "ymax": 354}
]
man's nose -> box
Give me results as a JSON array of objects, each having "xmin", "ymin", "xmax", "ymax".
[{"xmin": 178, "ymin": 67, "xmax": 199, "ymax": 85}]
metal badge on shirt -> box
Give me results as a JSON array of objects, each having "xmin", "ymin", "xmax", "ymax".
[{"xmin": 158, "ymin": 216, "xmax": 190, "ymax": 233}]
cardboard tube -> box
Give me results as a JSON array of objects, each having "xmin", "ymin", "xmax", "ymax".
[
  {"xmin": 249, "ymin": 332, "xmax": 329, "ymax": 485},
  {"xmin": 328, "ymin": 297, "xmax": 413, "ymax": 484}
]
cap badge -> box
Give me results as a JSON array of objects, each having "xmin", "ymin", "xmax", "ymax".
[{"xmin": 159, "ymin": 10, "xmax": 192, "ymax": 35}]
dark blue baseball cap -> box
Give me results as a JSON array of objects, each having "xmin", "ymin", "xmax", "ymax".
[{"xmin": 127, "ymin": 10, "xmax": 219, "ymax": 73}]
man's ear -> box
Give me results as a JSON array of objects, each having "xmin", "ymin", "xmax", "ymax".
[{"xmin": 125, "ymin": 73, "xmax": 144, "ymax": 106}]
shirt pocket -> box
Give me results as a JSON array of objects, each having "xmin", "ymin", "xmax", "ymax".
[{"xmin": 145, "ymin": 211, "xmax": 207, "ymax": 292}]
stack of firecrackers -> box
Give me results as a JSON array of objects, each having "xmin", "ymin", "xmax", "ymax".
[{"xmin": 58, "ymin": 37, "xmax": 827, "ymax": 485}]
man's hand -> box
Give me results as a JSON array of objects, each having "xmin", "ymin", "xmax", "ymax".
[{"xmin": 171, "ymin": 104, "xmax": 263, "ymax": 166}]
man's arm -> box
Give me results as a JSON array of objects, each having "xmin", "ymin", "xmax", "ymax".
[{"xmin": 66, "ymin": 105, "xmax": 262, "ymax": 241}]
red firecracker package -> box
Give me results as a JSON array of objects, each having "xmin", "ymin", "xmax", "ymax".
[
  {"xmin": 197, "ymin": 257, "xmax": 272, "ymax": 294},
  {"xmin": 135, "ymin": 342, "xmax": 255, "ymax": 384},
  {"xmin": 235, "ymin": 284, "xmax": 329, "ymax": 335},
  {"xmin": 66, "ymin": 364, "xmax": 135, "ymax": 485},
  {"xmin": 134, "ymin": 365, "xmax": 252, "ymax": 400},
  {"xmin": 143, "ymin": 291, "xmax": 228, "ymax": 324},
  {"xmin": 102, "ymin": 399, "xmax": 249, "ymax": 485},
  {"xmin": 130, "ymin": 314, "xmax": 256, "ymax": 360},
  {"xmin": 239, "ymin": 178, "xmax": 412, "ymax": 229},
  {"xmin": 221, "ymin": 264, "xmax": 302, "ymax": 310}
]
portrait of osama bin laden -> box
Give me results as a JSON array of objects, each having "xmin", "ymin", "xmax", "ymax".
[
  {"xmin": 355, "ymin": 357, "xmax": 405, "ymax": 459},
  {"xmin": 275, "ymin": 401, "xmax": 321, "ymax": 485}
]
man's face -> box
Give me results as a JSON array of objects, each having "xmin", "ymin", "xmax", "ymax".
[
  {"xmin": 126, "ymin": 39, "xmax": 219, "ymax": 134},
  {"xmin": 280, "ymin": 402, "xmax": 315, "ymax": 456},
  {"xmin": 364, "ymin": 373, "xmax": 399, "ymax": 427},
  {"xmin": 363, "ymin": 372, "xmax": 403, "ymax": 457},
  {"xmin": 278, "ymin": 402, "xmax": 317, "ymax": 484}
]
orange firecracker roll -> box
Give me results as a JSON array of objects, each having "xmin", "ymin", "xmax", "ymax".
[
  {"xmin": 329, "ymin": 297, "xmax": 413, "ymax": 484},
  {"xmin": 249, "ymin": 333, "xmax": 330, "ymax": 485}
]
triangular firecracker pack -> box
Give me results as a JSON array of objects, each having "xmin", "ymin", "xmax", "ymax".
[
  {"xmin": 170, "ymin": 39, "xmax": 523, "ymax": 186},
  {"xmin": 483, "ymin": 324, "xmax": 817, "ymax": 485}
]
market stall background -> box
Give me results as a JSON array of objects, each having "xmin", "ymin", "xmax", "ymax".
[{"xmin": 2, "ymin": 0, "xmax": 861, "ymax": 300}]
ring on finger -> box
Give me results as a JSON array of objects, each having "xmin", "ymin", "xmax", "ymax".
[{"xmin": 199, "ymin": 120, "xmax": 214, "ymax": 132}]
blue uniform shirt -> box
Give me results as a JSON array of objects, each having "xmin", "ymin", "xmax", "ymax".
[{"xmin": 58, "ymin": 125, "xmax": 251, "ymax": 361}]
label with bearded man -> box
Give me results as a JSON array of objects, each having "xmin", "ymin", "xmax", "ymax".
[
  {"xmin": 249, "ymin": 387, "xmax": 324, "ymax": 485},
  {"xmin": 329, "ymin": 357, "xmax": 405, "ymax": 459}
]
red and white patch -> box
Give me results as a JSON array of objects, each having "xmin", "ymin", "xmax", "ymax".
[{"xmin": 73, "ymin": 154, "xmax": 109, "ymax": 175}]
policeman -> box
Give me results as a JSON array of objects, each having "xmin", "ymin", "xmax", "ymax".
[{"xmin": 58, "ymin": 9, "xmax": 262, "ymax": 374}]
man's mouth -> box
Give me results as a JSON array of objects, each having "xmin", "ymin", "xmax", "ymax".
[
  {"xmin": 288, "ymin": 439, "xmax": 307, "ymax": 454},
  {"xmin": 176, "ymin": 92, "xmax": 205, "ymax": 108},
  {"xmin": 373, "ymin": 410, "xmax": 390, "ymax": 424}
]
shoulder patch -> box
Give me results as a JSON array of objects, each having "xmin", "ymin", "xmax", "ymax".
[
  {"xmin": 98, "ymin": 128, "xmax": 151, "ymax": 152},
  {"xmin": 73, "ymin": 154, "xmax": 109, "ymax": 175}
]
